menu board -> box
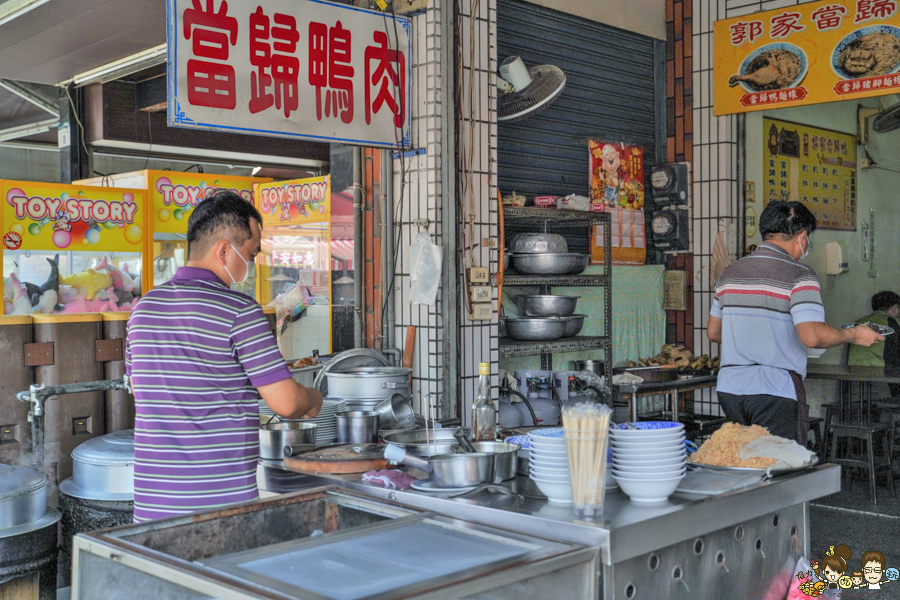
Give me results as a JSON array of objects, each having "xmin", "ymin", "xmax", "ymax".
[
  {"xmin": 714, "ymin": 0, "xmax": 900, "ymax": 115},
  {"xmin": 762, "ymin": 117, "xmax": 857, "ymax": 231}
]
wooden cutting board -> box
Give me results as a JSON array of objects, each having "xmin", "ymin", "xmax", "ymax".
[{"xmin": 282, "ymin": 443, "xmax": 387, "ymax": 474}]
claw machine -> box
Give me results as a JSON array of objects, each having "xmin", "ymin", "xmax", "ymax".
[
  {"xmin": 2, "ymin": 180, "xmax": 147, "ymax": 315},
  {"xmin": 74, "ymin": 170, "xmax": 272, "ymax": 294},
  {"xmin": 255, "ymin": 176, "xmax": 334, "ymax": 358}
]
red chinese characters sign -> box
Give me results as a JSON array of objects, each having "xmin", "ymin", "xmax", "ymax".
[
  {"xmin": 715, "ymin": 0, "xmax": 900, "ymax": 115},
  {"xmin": 168, "ymin": 0, "xmax": 410, "ymax": 147}
]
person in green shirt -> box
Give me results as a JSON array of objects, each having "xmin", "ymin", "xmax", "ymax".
[{"xmin": 848, "ymin": 291, "xmax": 900, "ymax": 394}]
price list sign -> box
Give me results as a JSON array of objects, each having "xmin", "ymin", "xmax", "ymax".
[{"xmin": 762, "ymin": 117, "xmax": 857, "ymax": 231}]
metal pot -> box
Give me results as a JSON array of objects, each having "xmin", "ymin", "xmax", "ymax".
[
  {"xmin": 326, "ymin": 366, "xmax": 412, "ymax": 399},
  {"xmin": 0, "ymin": 464, "xmax": 47, "ymax": 531},
  {"xmin": 512, "ymin": 253, "xmax": 583, "ymax": 275},
  {"xmin": 515, "ymin": 295, "xmax": 579, "ymax": 317},
  {"xmin": 259, "ymin": 420, "xmax": 318, "ymax": 460},
  {"xmin": 503, "ymin": 317, "xmax": 567, "ymax": 341},
  {"xmin": 336, "ymin": 411, "xmax": 380, "ymax": 443},
  {"xmin": 374, "ymin": 393, "xmax": 416, "ymax": 429},
  {"xmin": 469, "ymin": 441, "xmax": 520, "ymax": 481},
  {"xmin": 509, "ymin": 233, "xmax": 568, "ymax": 254},
  {"xmin": 384, "ymin": 445, "xmax": 495, "ymax": 488},
  {"xmin": 570, "ymin": 359, "xmax": 604, "ymax": 375},
  {"xmin": 59, "ymin": 429, "xmax": 135, "ymax": 501},
  {"xmin": 562, "ymin": 314, "xmax": 588, "ymax": 337},
  {"xmin": 383, "ymin": 428, "xmax": 473, "ymax": 457}
]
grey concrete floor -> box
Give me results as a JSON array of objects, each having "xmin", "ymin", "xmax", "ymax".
[{"xmin": 810, "ymin": 468, "xmax": 900, "ymax": 599}]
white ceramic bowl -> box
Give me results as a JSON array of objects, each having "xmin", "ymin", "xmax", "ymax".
[
  {"xmin": 612, "ymin": 473, "xmax": 685, "ymax": 504},
  {"xmin": 528, "ymin": 445, "xmax": 569, "ymax": 457},
  {"xmin": 530, "ymin": 461, "xmax": 570, "ymax": 473},
  {"xmin": 530, "ymin": 475, "xmax": 574, "ymax": 504},
  {"xmin": 611, "ymin": 467, "xmax": 686, "ymax": 480},
  {"xmin": 530, "ymin": 469, "xmax": 570, "ymax": 482},
  {"xmin": 609, "ymin": 429, "xmax": 685, "ymax": 442},
  {"xmin": 529, "ymin": 452, "xmax": 569, "ymax": 462},
  {"xmin": 527, "ymin": 439, "xmax": 568, "ymax": 451},
  {"xmin": 612, "ymin": 447, "xmax": 686, "ymax": 460},
  {"xmin": 612, "ymin": 455, "xmax": 685, "ymax": 468},
  {"xmin": 610, "ymin": 438, "xmax": 686, "ymax": 450},
  {"xmin": 609, "ymin": 422, "xmax": 685, "ymax": 435}
]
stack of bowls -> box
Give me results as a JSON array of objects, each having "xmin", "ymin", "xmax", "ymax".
[
  {"xmin": 527, "ymin": 428, "xmax": 572, "ymax": 504},
  {"xmin": 260, "ymin": 399, "xmax": 346, "ymax": 444},
  {"xmin": 609, "ymin": 421, "xmax": 690, "ymax": 504}
]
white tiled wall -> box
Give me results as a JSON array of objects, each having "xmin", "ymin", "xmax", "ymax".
[
  {"xmin": 391, "ymin": 0, "xmax": 499, "ymax": 422},
  {"xmin": 692, "ymin": 0, "xmax": 820, "ymax": 413}
]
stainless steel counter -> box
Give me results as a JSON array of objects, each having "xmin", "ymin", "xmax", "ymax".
[{"xmin": 258, "ymin": 462, "xmax": 840, "ymax": 566}]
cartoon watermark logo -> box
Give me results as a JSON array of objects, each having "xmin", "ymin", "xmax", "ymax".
[{"xmin": 795, "ymin": 545, "xmax": 898, "ymax": 596}]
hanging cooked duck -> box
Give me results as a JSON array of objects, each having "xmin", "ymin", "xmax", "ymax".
[{"xmin": 728, "ymin": 48, "xmax": 803, "ymax": 91}]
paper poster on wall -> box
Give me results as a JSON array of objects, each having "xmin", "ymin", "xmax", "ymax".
[
  {"xmin": 762, "ymin": 117, "xmax": 857, "ymax": 231},
  {"xmin": 589, "ymin": 140, "xmax": 646, "ymax": 210}
]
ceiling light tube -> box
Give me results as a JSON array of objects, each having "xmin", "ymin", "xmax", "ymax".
[
  {"xmin": 71, "ymin": 44, "xmax": 167, "ymax": 87},
  {"xmin": 0, "ymin": 0, "xmax": 52, "ymax": 28},
  {"xmin": 0, "ymin": 118, "xmax": 57, "ymax": 143}
]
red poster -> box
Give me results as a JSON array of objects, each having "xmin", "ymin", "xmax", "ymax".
[{"xmin": 589, "ymin": 140, "xmax": 646, "ymax": 210}]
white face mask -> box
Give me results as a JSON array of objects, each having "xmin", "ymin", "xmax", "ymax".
[
  {"xmin": 799, "ymin": 232, "xmax": 811, "ymax": 261},
  {"xmin": 224, "ymin": 243, "xmax": 250, "ymax": 287}
]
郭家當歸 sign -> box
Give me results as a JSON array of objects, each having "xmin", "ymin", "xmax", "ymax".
[
  {"xmin": 167, "ymin": 0, "xmax": 410, "ymax": 148},
  {"xmin": 714, "ymin": 0, "xmax": 900, "ymax": 115}
]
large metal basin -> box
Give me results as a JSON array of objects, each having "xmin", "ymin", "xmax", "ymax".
[
  {"xmin": 509, "ymin": 233, "xmax": 568, "ymax": 254},
  {"xmin": 515, "ymin": 295, "xmax": 579, "ymax": 317},
  {"xmin": 504, "ymin": 317, "xmax": 567, "ymax": 341},
  {"xmin": 383, "ymin": 428, "xmax": 473, "ymax": 457},
  {"xmin": 562, "ymin": 314, "xmax": 588, "ymax": 337}
]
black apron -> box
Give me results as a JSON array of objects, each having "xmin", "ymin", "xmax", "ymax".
[{"xmin": 721, "ymin": 365, "xmax": 809, "ymax": 446}]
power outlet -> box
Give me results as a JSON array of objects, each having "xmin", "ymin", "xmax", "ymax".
[
  {"xmin": 468, "ymin": 303, "xmax": 493, "ymax": 320},
  {"xmin": 469, "ymin": 267, "xmax": 489, "ymax": 283},
  {"xmin": 471, "ymin": 286, "xmax": 491, "ymax": 303}
]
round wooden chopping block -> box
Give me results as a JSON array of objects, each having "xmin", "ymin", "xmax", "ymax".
[{"xmin": 282, "ymin": 443, "xmax": 387, "ymax": 474}]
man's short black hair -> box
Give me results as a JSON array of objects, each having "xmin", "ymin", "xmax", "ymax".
[
  {"xmin": 759, "ymin": 201, "xmax": 817, "ymax": 241},
  {"xmin": 872, "ymin": 291, "xmax": 900, "ymax": 312},
  {"xmin": 187, "ymin": 190, "xmax": 263, "ymax": 259}
]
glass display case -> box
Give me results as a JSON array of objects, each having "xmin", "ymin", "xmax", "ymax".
[
  {"xmin": 256, "ymin": 176, "xmax": 333, "ymax": 358},
  {"xmin": 2, "ymin": 181, "xmax": 147, "ymax": 315},
  {"xmin": 74, "ymin": 170, "xmax": 271, "ymax": 293}
]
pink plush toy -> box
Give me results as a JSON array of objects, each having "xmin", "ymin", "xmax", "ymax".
[
  {"xmin": 8, "ymin": 274, "xmax": 34, "ymax": 316},
  {"xmin": 61, "ymin": 286, "xmax": 118, "ymax": 313},
  {"xmin": 97, "ymin": 257, "xmax": 135, "ymax": 293}
]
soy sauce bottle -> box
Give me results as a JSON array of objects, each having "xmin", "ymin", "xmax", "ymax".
[{"xmin": 473, "ymin": 362, "xmax": 497, "ymax": 441}]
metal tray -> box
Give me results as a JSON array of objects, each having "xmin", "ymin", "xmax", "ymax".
[{"xmin": 687, "ymin": 455, "xmax": 819, "ymax": 477}]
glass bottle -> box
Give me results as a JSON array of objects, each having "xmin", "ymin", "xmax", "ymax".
[{"xmin": 473, "ymin": 362, "xmax": 497, "ymax": 441}]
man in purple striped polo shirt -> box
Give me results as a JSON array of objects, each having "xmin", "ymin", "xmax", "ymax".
[{"xmin": 126, "ymin": 191, "xmax": 322, "ymax": 522}]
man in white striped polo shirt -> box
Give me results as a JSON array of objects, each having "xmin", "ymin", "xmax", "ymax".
[
  {"xmin": 126, "ymin": 191, "xmax": 322, "ymax": 522},
  {"xmin": 707, "ymin": 201, "xmax": 881, "ymax": 443}
]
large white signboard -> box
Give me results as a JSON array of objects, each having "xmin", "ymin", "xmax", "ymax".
[{"xmin": 167, "ymin": 0, "xmax": 411, "ymax": 148}]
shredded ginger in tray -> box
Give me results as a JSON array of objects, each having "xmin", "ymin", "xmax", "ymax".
[{"xmin": 688, "ymin": 423, "xmax": 777, "ymax": 469}]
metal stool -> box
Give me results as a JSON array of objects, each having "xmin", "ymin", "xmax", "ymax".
[
  {"xmin": 829, "ymin": 420, "xmax": 896, "ymax": 504},
  {"xmin": 872, "ymin": 402, "xmax": 900, "ymax": 460},
  {"xmin": 807, "ymin": 417, "xmax": 824, "ymax": 456}
]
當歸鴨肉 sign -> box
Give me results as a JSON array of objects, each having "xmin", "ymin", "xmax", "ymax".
[
  {"xmin": 714, "ymin": 0, "xmax": 900, "ymax": 115},
  {"xmin": 167, "ymin": 0, "xmax": 411, "ymax": 148}
]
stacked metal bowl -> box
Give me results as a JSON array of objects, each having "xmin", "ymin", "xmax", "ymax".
[
  {"xmin": 508, "ymin": 233, "xmax": 589, "ymax": 275},
  {"xmin": 502, "ymin": 234, "xmax": 589, "ymax": 341}
]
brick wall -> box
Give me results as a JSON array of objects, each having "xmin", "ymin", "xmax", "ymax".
[{"xmin": 665, "ymin": 0, "xmax": 694, "ymax": 351}]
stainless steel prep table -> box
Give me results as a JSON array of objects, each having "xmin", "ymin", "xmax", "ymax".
[{"xmin": 259, "ymin": 462, "xmax": 841, "ymax": 598}]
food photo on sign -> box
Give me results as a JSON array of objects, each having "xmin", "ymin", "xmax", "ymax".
[{"xmin": 2, "ymin": 182, "xmax": 146, "ymax": 315}]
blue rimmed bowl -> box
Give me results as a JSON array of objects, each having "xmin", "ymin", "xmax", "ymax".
[
  {"xmin": 832, "ymin": 25, "xmax": 900, "ymax": 80},
  {"xmin": 735, "ymin": 42, "xmax": 808, "ymax": 93}
]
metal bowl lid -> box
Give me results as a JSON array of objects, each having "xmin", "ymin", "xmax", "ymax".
[
  {"xmin": 71, "ymin": 429, "xmax": 135, "ymax": 466},
  {"xmin": 0, "ymin": 464, "xmax": 47, "ymax": 500},
  {"xmin": 328, "ymin": 366, "xmax": 412, "ymax": 378}
]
